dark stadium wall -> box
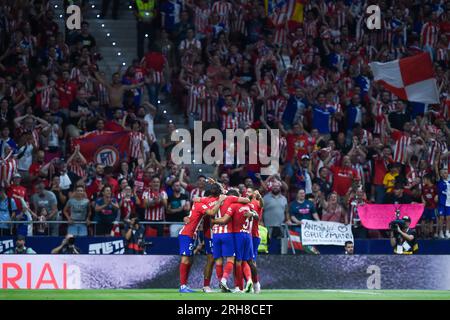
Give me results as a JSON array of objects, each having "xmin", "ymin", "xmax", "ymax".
[{"xmin": 1, "ymin": 255, "xmax": 450, "ymax": 290}]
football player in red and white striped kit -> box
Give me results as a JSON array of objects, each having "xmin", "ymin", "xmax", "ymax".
[{"xmin": 142, "ymin": 176, "xmax": 168, "ymax": 236}]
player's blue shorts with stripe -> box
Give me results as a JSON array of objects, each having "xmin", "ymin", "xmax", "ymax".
[
  {"xmin": 438, "ymin": 205, "xmax": 450, "ymax": 217},
  {"xmin": 212, "ymin": 233, "xmax": 235, "ymax": 259},
  {"xmin": 422, "ymin": 208, "xmax": 437, "ymax": 221},
  {"xmin": 252, "ymin": 237, "xmax": 261, "ymax": 260},
  {"xmin": 234, "ymin": 232, "xmax": 253, "ymax": 261},
  {"xmin": 178, "ymin": 235, "xmax": 195, "ymax": 256},
  {"xmin": 204, "ymin": 237, "xmax": 213, "ymax": 255}
]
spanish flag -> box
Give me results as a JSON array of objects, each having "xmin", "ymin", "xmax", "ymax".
[{"xmin": 290, "ymin": 0, "xmax": 304, "ymax": 23}]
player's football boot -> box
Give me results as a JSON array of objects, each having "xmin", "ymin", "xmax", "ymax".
[
  {"xmin": 219, "ymin": 278, "xmax": 231, "ymax": 293},
  {"xmin": 202, "ymin": 286, "xmax": 214, "ymax": 293},
  {"xmin": 179, "ymin": 285, "xmax": 196, "ymax": 293},
  {"xmin": 244, "ymin": 280, "xmax": 253, "ymax": 293}
]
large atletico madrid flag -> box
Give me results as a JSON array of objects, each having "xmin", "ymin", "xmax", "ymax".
[
  {"xmin": 72, "ymin": 131, "xmax": 130, "ymax": 167},
  {"xmin": 369, "ymin": 52, "xmax": 440, "ymax": 104}
]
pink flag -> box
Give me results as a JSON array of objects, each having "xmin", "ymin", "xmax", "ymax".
[
  {"xmin": 357, "ymin": 204, "xmax": 424, "ymax": 230},
  {"xmin": 369, "ymin": 52, "xmax": 439, "ymax": 104}
]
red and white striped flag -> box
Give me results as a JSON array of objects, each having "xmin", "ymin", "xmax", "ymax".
[
  {"xmin": 287, "ymin": 230, "xmax": 303, "ymax": 250},
  {"xmin": 369, "ymin": 52, "xmax": 440, "ymax": 104}
]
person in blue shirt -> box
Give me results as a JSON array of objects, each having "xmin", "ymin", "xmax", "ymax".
[
  {"xmin": 160, "ymin": 0, "xmax": 182, "ymax": 33},
  {"xmin": 345, "ymin": 94, "xmax": 363, "ymax": 143},
  {"xmin": 0, "ymin": 126, "xmax": 17, "ymax": 158},
  {"xmin": 437, "ymin": 168, "xmax": 450, "ymax": 239},
  {"xmin": 288, "ymin": 189, "xmax": 319, "ymax": 235},
  {"xmin": 0, "ymin": 186, "xmax": 18, "ymax": 236},
  {"xmin": 282, "ymin": 87, "xmax": 308, "ymax": 130},
  {"xmin": 311, "ymin": 92, "xmax": 336, "ymax": 136}
]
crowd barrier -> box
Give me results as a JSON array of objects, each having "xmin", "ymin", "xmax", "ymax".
[{"xmin": 1, "ymin": 254, "xmax": 450, "ymax": 289}]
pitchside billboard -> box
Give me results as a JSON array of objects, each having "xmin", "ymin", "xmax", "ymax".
[{"xmin": 1, "ymin": 255, "xmax": 450, "ymax": 290}]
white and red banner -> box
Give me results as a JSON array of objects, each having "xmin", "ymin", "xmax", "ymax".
[
  {"xmin": 301, "ymin": 220, "xmax": 354, "ymax": 246},
  {"xmin": 357, "ymin": 204, "xmax": 424, "ymax": 230},
  {"xmin": 288, "ymin": 230, "xmax": 303, "ymax": 250},
  {"xmin": 369, "ymin": 52, "xmax": 440, "ymax": 104}
]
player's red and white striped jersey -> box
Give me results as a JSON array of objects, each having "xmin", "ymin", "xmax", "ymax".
[
  {"xmin": 250, "ymin": 199, "xmax": 262, "ymax": 238},
  {"xmin": 221, "ymin": 106, "xmax": 239, "ymax": 130},
  {"xmin": 270, "ymin": 10, "xmax": 287, "ymax": 45},
  {"xmin": 67, "ymin": 161, "xmax": 86, "ymax": 178},
  {"xmin": 179, "ymin": 38, "xmax": 201, "ymax": 51},
  {"xmin": 213, "ymin": 195, "xmax": 239, "ymax": 234},
  {"xmin": 373, "ymin": 102, "xmax": 387, "ymax": 135},
  {"xmin": 329, "ymin": 103, "xmax": 342, "ymax": 133},
  {"xmin": 97, "ymin": 82, "xmax": 109, "ymax": 105},
  {"xmin": 421, "ymin": 22, "xmax": 439, "ymax": 47},
  {"xmin": 0, "ymin": 155, "xmax": 17, "ymax": 188},
  {"xmin": 238, "ymin": 96, "xmax": 254, "ymax": 126},
  {"xmin": 129, "ymin": 131, "xmax": 145, "ymax": 159},
  {"xmin": 265, "ymin": 96, "xmax": 286, "ymax": 124},
  {"xmin": 231, "ymin": 4, "xmax": 246, "ymax": 35},
  {"xmin": 304, "ymin": 19, "xmax": 318, "ymax": 38},
  {"xmin": 391, "ymin": 131, "xmax": 411, "ymax": 164},
  {"xmin": 179, "ymin": 200, "xmax": 216, "ymax": 238},
  {"xmin": 428, "ymin": 138, "xmax": 448, "ymax": 165},
  {"xmin": 228, "ymin": 203, "xmax": 253, "ymax": 234},
  {"xmin": 198, "ymin": 87, "xmax": 218, "ymax": 122},
  {"xmin": 36, "ymin": 85, "xmax": 52, "ymax": 112},
  {"xmin": 212, "ymin": 1, "xmax": 233, "ymax": 28},
  {"xmin": 148, "ymin": 70, "xmax": 164, "ymax": 85},
  {"xmin": 194, "ymin": 6, "xmax": 211, "ymax": 34},
  {"xmin": 142, "ymin": 189, "xmax": 168, "ymax": 221},
  {"xmin": 190, "ymin": 188, "xmax": 205, "ymax": 201},
  {"xmin": 187, "ymin": 84, "xmax": 202, "ymax": 114}
]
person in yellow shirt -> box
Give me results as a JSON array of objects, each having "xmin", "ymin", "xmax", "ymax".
[{"xmin": 383, "ymin": 163, "xmax": 400, "ymax": 193}]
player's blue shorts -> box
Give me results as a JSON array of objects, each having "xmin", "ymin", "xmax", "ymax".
[
  {"xmin": 438, "ymin": 205, "xmax": 450, "ymax": 217},
  {"xmin": 178, "ymin": 235, "xmax": 195, "ymax": 256},
  {"xmin": 252, "ymin": 237, "xmax": 261, "ymax": 260},
  {"xmin": 422, "ymin": 208, "xmax": 437, "ymax": 221},
  {"xmin": 234, "ymin": 232, "xmax": 253, "ymax": 262},
  {"xmin": 212, "ymin": 233, "xmax": 235, "ymax": 259},
  {"xmin": 204, "ymin": 237, "xmax": 213, "ymax": 255}
]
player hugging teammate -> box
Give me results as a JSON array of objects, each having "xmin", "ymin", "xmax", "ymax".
[{"xmin": 177, "ymin": 180, "xmax": 263, "ymax": 294}]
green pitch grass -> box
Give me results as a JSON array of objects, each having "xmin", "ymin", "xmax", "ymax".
[{"xmin": 1, "ymin": 289, "xmax": 450, "ymax": 300}]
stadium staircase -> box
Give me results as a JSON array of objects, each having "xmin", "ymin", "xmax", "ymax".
[{"xmin": 51, "ymin": 0, "xmax": 214, "ymax": 180}]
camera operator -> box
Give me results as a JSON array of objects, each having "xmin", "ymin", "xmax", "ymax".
[
  {"xmin": 5, "ymin": 235, "xmax": 36, "ymax": 254},
  {"xmin": 124, "ymin": 217, "xmax": 146, "ymax": 254},
  {"xmin": 390, "ymin": 216, "xmax": 418, "ymax": 254},
  {"xmin": 51, "ymin": 234, "xmax": 81, "ymax": 254}
]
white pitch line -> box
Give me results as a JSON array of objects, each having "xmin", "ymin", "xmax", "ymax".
[{"xmin": 321, "ymin": 290, "xmax": 381, "ymax": 295}]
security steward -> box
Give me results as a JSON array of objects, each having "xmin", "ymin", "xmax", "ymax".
[
  {"xmin": 390, "ymin": 216, "xmax": 418, "ymax": 254},
  {"xmin": 133, "ymin": 0, "xmax": 156, "ymax": 59}
]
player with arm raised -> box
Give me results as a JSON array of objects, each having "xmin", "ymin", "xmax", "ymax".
[{"xmin": 178, "ymin": 183, "xmax": 224, "ymax": 293}]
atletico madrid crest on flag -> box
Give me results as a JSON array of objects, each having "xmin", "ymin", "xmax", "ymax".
[{"xmin": 72, "ymin": 131, "xmax": 131, "ymax": 167}]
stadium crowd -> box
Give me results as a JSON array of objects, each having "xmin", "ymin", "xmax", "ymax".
[{"xmin": 0, "ymin": 0, "xmax": 449, "ymax": 248}]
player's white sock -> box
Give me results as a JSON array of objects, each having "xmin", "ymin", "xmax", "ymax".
[{"xmin": 254, "ymin": 282, "xmax": 261, "ymax": 294}]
